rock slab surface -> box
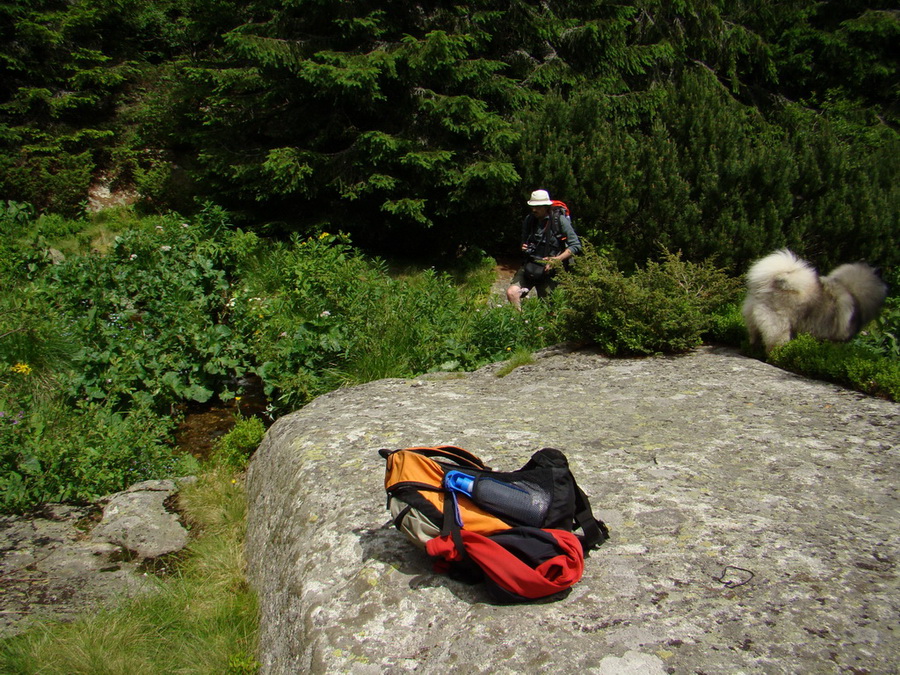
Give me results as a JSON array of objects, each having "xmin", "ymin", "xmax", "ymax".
[
  {"xmin": 91, "ymin": 479, "xmax": 191, "ymax": 559},
  {"xmin": 245, "ymin": 346, "xmax": 899, "ymax": 674},
  {"xmin": 0, "ymin": 478, "xmax": 193, "ymax": 636}
]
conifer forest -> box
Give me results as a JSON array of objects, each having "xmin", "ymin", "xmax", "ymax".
[{"xmin": 2, "ymin": 0, "xmax": 897, "ymax": 270}]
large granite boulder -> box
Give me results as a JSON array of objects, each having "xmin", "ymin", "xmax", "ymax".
[{"xmin": 245, "ymin": 346, "xmax": 899, "ymax": 674}]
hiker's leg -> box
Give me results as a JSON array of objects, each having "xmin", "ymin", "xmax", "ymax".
[
  {"xmin": 507, "ymin": 283, "xmax": 526, "ymax": 310},
  {"xmin": 507, "ymin": 268, "xmax": 530, "ymax": 311},
  {"xmin": 535, "ymin": 277, "xmax": 557, "ymax": 299}
]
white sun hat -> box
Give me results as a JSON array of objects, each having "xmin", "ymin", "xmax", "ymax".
[{"xmin": 526, "ymin": 189, "xmax": 553, "ymax": 206}]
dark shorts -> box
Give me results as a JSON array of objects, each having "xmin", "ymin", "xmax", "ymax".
[{"xmin": 511, "ymin": 265, "xmax": 558, "ymax": 298}]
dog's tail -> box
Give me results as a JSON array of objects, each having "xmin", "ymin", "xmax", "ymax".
[
  {"xmin": 746, "ymin": 249, "xmax": 818, "ymax": 298},
  {"xmin": 824, "ymin": 262, "xmax": 888, "ymax": 328}
]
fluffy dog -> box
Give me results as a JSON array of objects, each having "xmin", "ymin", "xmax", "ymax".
[{"xmin": 742, "ymin": 249, "xmax": 887, "ymax": 352}]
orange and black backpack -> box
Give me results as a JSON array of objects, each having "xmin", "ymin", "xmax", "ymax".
[{"xmin": 379, "ymin": 445, "xmax": 608, "ymax": 603}]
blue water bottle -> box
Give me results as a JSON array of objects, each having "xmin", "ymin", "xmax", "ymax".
[{"xmin": 444, "ymin": 470, "xmax": 475, "ymax": 496}]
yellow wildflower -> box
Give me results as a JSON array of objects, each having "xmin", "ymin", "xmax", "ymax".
[{"xmin": 11, "ymin": 363, "xmax": 32, "ymax": 376}]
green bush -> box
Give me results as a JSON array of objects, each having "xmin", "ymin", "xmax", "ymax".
[
  {"xmin": 557, "ymin": 245, "xmax": 742, "ymax": 355},
  {"xmin": 210, "ymin": 416, "xmax": 266, "ymax": 472},
  {"xmin": 235, "ymin": 234, "xmax": 556, "ymax": 413},
  {"xmin": 40, "ymin": 215, "xmax": 252, "ymax": 411},
  {"xmin": 853, "ymin": 273, "xmax": 899, "ymax": 361},
  {"xmin": 0, "ymin": 201, "xmax": 37, "ymax": 281},
  {"xmin": 769, "ymin": 334, "xmax": 900, "ymax": 402},
  {"xmin": 0, "ymin": 152, "xmax": 96, "ymax": 218},
  {"xmin": 704, "ymin": 303, "xmax": 747, "ymax": 347},
  {"xmin": 231, "ymin": 233, "xmax": 381, "ymax": 411},
  {"xmin": 0, "ymin": 394, "xmax": 195, "ymax": 512}
]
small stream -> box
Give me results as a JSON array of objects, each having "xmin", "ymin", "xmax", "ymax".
[{"xmin": 174, "ymin": 375, "xmax": 271, "ymax": 460}]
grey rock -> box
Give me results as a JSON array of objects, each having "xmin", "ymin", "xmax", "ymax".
[
  {"xmin": 1, "ymin": 477, "xmax": 195, "ymax": 637},
  {"xmin": 92, "ymin": 479, "xmax": 191, "ymax": 559},
  {"xmin": 0, "ymin": 505, "xmax": 153, "ymax": 637},
  {"xmin": 245, "ymin": 346, "xmax": 899, "ymax": 674}
]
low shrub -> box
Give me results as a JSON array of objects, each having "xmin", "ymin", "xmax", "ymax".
[
  {"xmin": 854, "ymin": 295, "xmax": 899, "ymax": 361},
  {"xmin": 234, "ymin": 235, "xmax": 557, "ymax": 413},
  {"xmin": 40, "ymin": 216, "xmax": 252, "ymax": 411},
  {"xmin": 704, "ymin": 302, "xmax": 747, "ymax": 347},
  {"xmin": 210, "ymin": 416, "xmax": 266, "ymax": 472},
  {"xmin": 0, "ymin": 395, "xmax": 196, "ymax": 512},
  {"xmin": 556, "ymin": 245, "xmax": 743, "ymax": 355}
]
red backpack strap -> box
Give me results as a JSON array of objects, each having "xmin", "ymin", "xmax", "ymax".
[
  {"xmin": 550, "ymin": 200, "xmax": 570, "ymax": 217},
  {"xmin": 426, "ymin": 527, "xmax": 584, "ymax": 602}
]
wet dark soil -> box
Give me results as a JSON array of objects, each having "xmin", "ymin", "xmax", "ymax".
[{"xmin": 174, "ymin": 376, "xmax": 271, "ymax": 460}]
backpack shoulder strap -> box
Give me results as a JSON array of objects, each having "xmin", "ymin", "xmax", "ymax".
[
  {"xmin": 573, "ymin": 485, "xmax": 609, "ymax": 552},
  {"xmin": 379, "ymin": 446, "xmax": 489, "ymax": 471},
  {"xmin": 547, "ymin": 205, "xmax": 569, "ymax": 250}
]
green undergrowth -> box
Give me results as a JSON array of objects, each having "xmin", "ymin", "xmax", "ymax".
[
  {"xmin": 769, "ymin": 334, "xmax": 900, "ymax": 401},
  {"xmin": 556, "ymin": 244, "xmax": 744, "ymax": 356},
  {"xmin": 0, "ymin": 207, "xmax": 555, "ymax": 513}
]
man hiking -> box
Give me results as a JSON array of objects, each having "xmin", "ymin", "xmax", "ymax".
[{"xmin": 506, "ymin": 189, "xmax": 582, "ymax": 311}]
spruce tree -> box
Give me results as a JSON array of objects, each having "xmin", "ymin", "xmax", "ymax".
[{"xmin": 179, "ymin": 0, "xmax": 663, "ymax": 252}]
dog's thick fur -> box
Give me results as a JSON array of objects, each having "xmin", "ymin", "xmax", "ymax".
[{"xmin": 742, "ymin": 249, "xmax": 887, "ymax": 352}]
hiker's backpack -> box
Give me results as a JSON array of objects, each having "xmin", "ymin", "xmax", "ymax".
[
  {"xmin": 550, "ymin": 199, "xmax": 570, "ymax": 219},
  {"xmin": 379, "ymin": 445, "xmax": 608, "ymax": 603}
]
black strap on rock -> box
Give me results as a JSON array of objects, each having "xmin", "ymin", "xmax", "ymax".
[{"xmin": 573, "ymin": 485, "xmax": 609, "ymax": 551}]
